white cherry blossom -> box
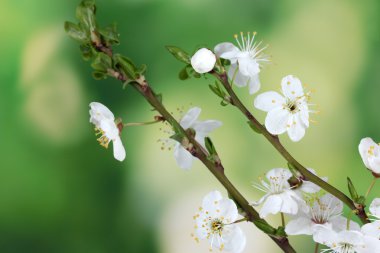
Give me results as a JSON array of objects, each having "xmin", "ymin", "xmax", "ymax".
[
  {"xmin": 285, "ymin": 193, "xmax": 359, "ymax": 236},
  {"xmin": 252, "ymin": 168, "xmax": 306, "ymax": 218},
  {"xmin": 89, "ymin": 102, "xmax": 126, "ymax": 161},
  {"xmin": 362, "ymin": 220, "xmax": 380, "ymax": 239},
  {"xmin": 313, "ymin": 226, "xmax": 380, "ymax": 253},
  {"xmin": 359, "ymin": 137, "xmax": 380, "ymax": 176},
  {"xmin": 190, "ymin": 48, "xmax": 216, "ymax": 74},
  {"xmin": 254, "ymin": 75, "xmax": 312, "ymax": 142},
  {"xmin": 174, "ymin": 107, "xmax": 222, "ymax": 170},
  {"xmin": 214, "ymin": 32, "xmax": 269, "ymax": 94},
  {"xmin": 193, "ymin": 190, "xmax": 246, "ymax": 253},
  {"xmin": 369, "ymin": 198, "xmax": 380, "ymax": 219}
]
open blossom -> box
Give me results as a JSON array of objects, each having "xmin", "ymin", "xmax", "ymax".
[
  {"xmin": 193, "ymin": 191, "xmax": 246, "ymax": 253},
  {"xmin": 369, "ymin": 198, "xmax": 380, "ymax": 219},
  {"xmin": 214, "ymin": 32, "xmax": 269, "ymax": 94},
  {"xmin": 285, "ymin": 193, "xmax": 359, "ymax": 236},
  {"xmin": 313, "ymin": 226, "xmax": 380, "ymax": 253},
  {"xmin": 190, "ymin": 48, "xmax": 216, "ymax": 74},
  {"xmin": 359, "ymin": 137, "xmax": 380, "ymax": 176},
  {"xmin": 254, "ymin": 75, "xmax": 311, "ymax": 142},
  {"xmin": 89, "ymin": 102, "xmax": 126, "ymax": 161},
  {"xmin": 174, "ymin": 107, "xmax": 222, "ymax": 170},
  {"xmin": 252, "ymin": 168, "xmax": 306, "ymax": 218}
]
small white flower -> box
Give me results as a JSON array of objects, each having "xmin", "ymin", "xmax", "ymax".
[
  {"xmin": 313, "ymin": 226, "xmax": 380, "ymax": 253},
  {"xmin": 254, "ymin": 75, "xmax": 312, "ymax": 142},
  {"xmin": 369, "ymin": 198, "xmax": 380, "ymax": 219},
  {"xmin": 252, "ymin": 168, "xmax": 306, "ymax": 218},
  {"xmin": 358, "ymin": 137, "xmax": 380, "ymax": 176},
  {"xmin": 193, "ymin": 190, "xmax": 246, "ymax": 253},
  {"xmin": 190, "ymin": 48, "xmax": 216, "ymax": 74},
  {"xmin": 214, "ymin": 32, "xmax": 269, "ymax": 94},
  {"xmin": 285, "ymin": 193, "xmax": 359, "ymax": 236},
  {"xmin": 89, "ymin": 102, "xmax": 126, "ymax": 161},
  {"xmin": 174, "ymin": 107, "xmax": 222, "ymax": 170}
]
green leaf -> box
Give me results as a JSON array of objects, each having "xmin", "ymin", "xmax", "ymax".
[
  {"xmin": 274, "ymin": 226, "xmax": 287, "ymax": 237},
  {"xmin": 137, "ymin": 64, "xmax": 147, "ymax": 75},
  {"xmin": 64, "ymin": 21, "xmax": 88, "ymax": 43},
  {"xmin": 113, "ymin": 54, "xmax": 138, "ymax": 79},
  {"xmin": 356, "ymin": 196, "xmax": 366, "ymax": 206},
  {"xmin": 220, "ymin": 100, "xmax": 229, "ymax": 106},
  {"xmin": 204, "ymin": 137, "xmax": 217, "ymax": 156},
  {"xmin": 179, "ymin": 67, "xmax": 189, "ymax": 80},
  {"xmin": 92, "ymin": 71, "xmax": 107, "ymax": 80},
  {"xmin": 247, "ymin": 121, "xmax": 262, "ymax": 134},
  {"xmin": 166, "ymin": 46, "xmax": 190, "ymax": 64},
  {"xmin": 91, "ymin": 52, "xmax": 112, "ymax": 72},
  {"xmin": 347, "ymin": 177, "xmax": 359, "ymax": 201},
  {"xmin": 99, "ymin": 23, "xmax": 120, "ymax": 45},
  {"xmin": 76, "ymin": 0, "xmax": 97, "ymax": 32},
  {"xmin": 79, "ymin": 44, "xmax": 94, "ymax": 61}
]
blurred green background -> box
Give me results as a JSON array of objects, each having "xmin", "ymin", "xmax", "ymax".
[{"xmin": 1, "ymin": 0, "xmax": 380, "ymax": 252}]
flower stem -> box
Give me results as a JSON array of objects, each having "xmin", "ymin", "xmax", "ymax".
[
  {"xmin": 281, "ymin": 213, "xmax": 285, "ymax": 227},
  {"xmin": 365, "ymin": 177, "xmax": 377, "ymax": 198},
  {"xmin": 233, "ymin": 217, "xmax": 248, "ymax": 224},
  {"xmin": 314, "ymin": 243, "xmax": 319, "ymax": 253},
  {"xmin": 346, "ymin": 211, "xmax": 353, "ymax": 230},
  {"xmin": 213, "ymin": 71, "xmax": 369, "ymax": 225}
]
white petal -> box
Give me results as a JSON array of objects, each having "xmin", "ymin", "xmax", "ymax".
[
  {"xmin": 228, "ymin": 64, "xmax": 249, "ymax": 87},
  {"xmin": 359, "ymin": 137, "xmax": 376, "ymax": 169},
  {"xmin": 279, "ymin": 191, "xmax": 299, "ymax": 215},
  {"xmin": 370, "ymin": 198, "xmax": 380, "ymax": 218},
  {"xmin": 89, "ymin": 101, "xmax": 115, "ymax": 125},
  {"xmin": 281, "ymin": 75, "xmax": 304, "ymax": 100},
  {"xmin": 218, "ymin": 198, "xmax": 238, "ymax": 223},
  {"xmin": 313, "ymin": 226, "xmax": 338, "ymax": 247},
  {"xmin": 248, "ymin": 74, "xmax": 261, "ymax": 94},
  {"xmin": 260, "ymin": 194, "xmax": 283, "ymax": 218},
  {"xmin": 254, "ymin": 91, "xmax": 285, "ymax": 112},
  {"xmin": 287, "ymin": 114, "xmax": 306, "ymax": 142},
  {"xmin": 193, "ymin": 120, "xmax": 222, "ymax": 134},
  {"xmin": 362, "ymin": 220, "xmax": 380, "ymax": 239},
  {"xmin": 285, "ymin": 217, "xmax": 313, "ymax": 235},
  {"xmin": 265, "ymin": 107, "xmax": 290, "ymax": 135},
  {"xmin": 265, "ymin": 168, "xmax": 292, "ymax": 181},
  {"xmin": 331, "ymin": 216, "xmax": 360, "ymax": 232},
  {"xmin": 298, "ymin": 101, "xmax": 310, "ymax": 128},
  {"xmin": 180, "ymin": 107, "xmax": 201, "ymax": 129},
  {"xmin": 237, "ymin": 57, "xmax": 260, "ymax": 77},
  {"xmin": 221, "ymin": 225, "xmax": 246, "ymax": 253},
  {"xmin": 361, "ymin": 235, "xmax": 380, "ymax": 253},
  {"xmin": 214, "ymin": 42, "xmax": 240, "ymax": 63},
  {"xmin": 202, "ymin": 190, "xmax": 223, "ymax": 209},
  {"xmin": 112, "ymin": 137, "xmax": 126, "ymax": 162},
  {"xmin": 99, "ymin": 119, "xmax": 119, "ymax": 140},
  {"xmin": 173, "ymin": 144, "xmax": 194, "ymax": 170},
  {"xmin": 368, "ymin": 156, "xmax": 380, "ymax": 174}
]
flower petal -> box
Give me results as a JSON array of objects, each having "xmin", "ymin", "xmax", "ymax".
[
  {"xmin": 238, "ymin": 57, "xmax": 260, "ymax": 77},
  {"xmin": 113, "ymin": 137, "xmax": 126, "ymax": 162},
  {"xmin": 193, "ymin": 120, "xmax": 222, "ymax": 135},
  {"xmin": 370, "ymin": 198, "xmax": 380, "ymax": 218},
  {"xmin": 228, "ymin": 64, "xmax": 248, "ymax": 87},
  {"xmin": 281, "ymin": 75, "xmax": 304, "ymax": 100},
  {"xmin": 89, "ymin": 101, "xmax": 115, "ymax": 125},
  {"xmin": 358, "ymin": 137, "xmax": 376, "ymax": 169},
  {"xmin": 220, "ymin": 225, "xmax": 246, "ymax": 253},
  {"xmin": 265, "ymin": 107, "xmax": 290, "ymax": 135},
  {"xmin": 248, "ymin": 74, "xmax": 261, "ymax": 94},
  {"xmin": 254, "ymin": 91, "xmax": 285, "ymax": 112},
  {"xmin": 260, "ymin": 194, "xmax": 283, "ymax": 218},
  {"xmin": 214, "ymin": 42, "xmax": 240, "ymax": 63},
  {"xmin": 285, "ymin": 217, "xmax": 313, "ymax": 235},
  {"xmin": 362, "ymin": 220, "xmax": 380, "ymax": 239},
  {"xmin": 287, "ymin": 114, "xmax": 306, "ymax": 142},
  {"xmin": 173, "ymin": 144, "xmax": 194, "ymax": 170},
  {"xmin": 218, "ymin": 198, "xmax": 238, "ymax": 223},
  {"xmin": 180, "ymin": 107, "xmax": 201, "ymax": 129}
]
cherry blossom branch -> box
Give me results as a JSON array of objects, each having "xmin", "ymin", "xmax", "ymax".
[
  {"xmin": 212, "ymin": 71, "xmax": 369, "ymax": 224},
  {"xmin": 64, "ymin": 2, "xmax": 296, "ymax": 252},
  {"xmin": 101, "ymin": 54, "xmax": 296, "ymax": 253}
]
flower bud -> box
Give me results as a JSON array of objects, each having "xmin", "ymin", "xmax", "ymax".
[{"xmin": 190, "ymin": 48, "xmax": 216, "ymax": 74}]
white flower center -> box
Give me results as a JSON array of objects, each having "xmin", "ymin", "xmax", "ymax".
[{"xmin": 310, "ymin": 199, "xmax": 340, "ymax": 225}]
